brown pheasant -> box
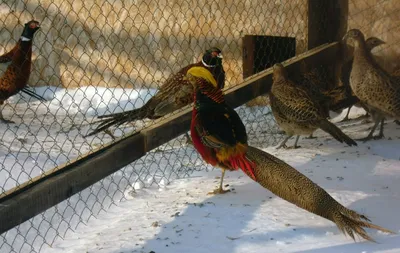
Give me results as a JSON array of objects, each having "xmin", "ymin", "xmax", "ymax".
[
  {"xmin": 187, "ymin": 66, "xmax": 394, "ymax": 241},
  {"xmin": 340, "ymin": 37, "xmax": 386, "ymax": 122},
  {"xmin": 85, "ymin": 47, "xmax": 225, "ymax": 138},
  {"xmin": 343, "ymin": 29, "xmax": 400, "ymax": 140},
  {"xmin": 293, "ymin": 67, "xmax": 358, "ymax": 140},
  {"xmin": 270, "ymin": 63, "xmax": 357, "ymax": 149},
  {"xmin": 0, "ymin": 20, "xmax": 44, "ymax": 123},
  {"xmin": 297, "ymin": 66, "xmax": 359, "ymax": 118}
]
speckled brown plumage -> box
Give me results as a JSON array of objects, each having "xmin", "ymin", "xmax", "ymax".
[
  {"xmin": 344, "ymin": 29, "xmax": 400, "ymax": 140},
  {"xmin": 270, "ymin": 63, "xmax": 357, "ymax": 149},
  {"xmin": 0, "ymin": 20, "xmax": 41, "ymax": 123},
  {"xmin": 86, "ymin": 48, "xmax": 225, "ymax": 137},
  {"xmin": 340, "ymin": 37, "xmax": 386, "ymax": 121},
  {"xmin": 244, "ymin": 146, "xmax": 394, "ymax": 242},
  {"xmin": 297, "ymin": 67, "xmax": 358, "ymax": 119}
]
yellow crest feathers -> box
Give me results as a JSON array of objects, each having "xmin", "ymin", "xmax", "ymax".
[{"xmin": 186, "ymin": 67, "xmax": 217, "ymax": 88}]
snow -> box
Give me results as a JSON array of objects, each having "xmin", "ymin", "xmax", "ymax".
[
  {"xmin": 1, "ymin": 87, "xmax": 400, "ymax": 253},
  {"xmin": 0, "ymin": 86, "xmax": 158, "ymax": 192},
  {"xmin": 43, "ymin": 129, "xmax": 400, "ymax": 253}
]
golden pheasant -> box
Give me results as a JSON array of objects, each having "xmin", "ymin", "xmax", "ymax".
[
  {"xmin": 0, "ymin": 20, "xmax": 44, "ymax": 123},
  {"xmin": 343, "ymin": 29, "xmax": 400, "ymax": 140},
  {"xmin": 270, "ymin": 63, "xmax": 357, "ymax": 149},
  {"xmin": 186, "ymin": 66, "xmax": 394, "ymax": 242},
  {"xmin": 85, "ymin": 47, "xmax": 225, "ymax": 138}
]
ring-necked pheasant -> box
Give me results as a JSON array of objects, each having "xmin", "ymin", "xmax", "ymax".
[
  {"xmin": 186, "ymin": 65, "xmax": 394, "ymax": 241},
  {"xmin": 339, "ymin": 37, "xmax": 386, "ymax": 122},
  {"xmin": 270, "ymin": 63, "xmax": 357, "ymax": 149},
  {"xmin": 0, "ymin": 20, "xmax": 45, "ymax": 123},
  {"xmin": 85, "ymin": 47, "xmax": 225, "ymax": 139},
  {"xmin": 343, "ymin": 29, "xmax": 400, "ymax": 141}
]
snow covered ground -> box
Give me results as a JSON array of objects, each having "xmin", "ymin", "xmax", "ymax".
[
  {"xmin": 0, "ymin": 85, "xmax": 400, "ymax": 253},
  {"xmin": 0, "ymin": 86, "xmax": 280, "ymax": 253},
  {"xmin": 30, "ymin": 107, "xmax": 400, "ymax": 253}
]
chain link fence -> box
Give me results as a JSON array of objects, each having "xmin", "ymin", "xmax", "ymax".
[
  {"xmin": 0, "ymin": 0, "xmax": 398, "ymax": 252},
  {"xmin": 347, "ymin": 0, "xmax": 400, "ymax": 74}
]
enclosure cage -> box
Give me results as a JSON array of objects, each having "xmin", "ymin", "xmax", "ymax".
[{"xmin": 0, "ymin": 0, "xmax": 399, "ymax": 252}]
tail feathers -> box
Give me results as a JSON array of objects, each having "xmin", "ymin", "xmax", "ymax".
[
  {"xmin": 319, "ymin": 119, "xmax": 357, "ymax": 146},
  {"xmin": 21, "ymin": 87, "xmax": 47, "ymax": 101},
  {"xmin": 85, "ymin": 108, "xmax": 146, "ymax": 137},
  {"xmin": 334, "ymin": 208, "xmax": 395, "ymax": 242},
  {"xmin": 243, "ymin": 146, "xmax": 394, "ymax": 242},
  {"xmin": 228, "ymin": 153, "xmax": 256, "ymax": 181}
]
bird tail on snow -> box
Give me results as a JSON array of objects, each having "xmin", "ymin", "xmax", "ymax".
[
  {"xmin": 241, "ymin": 146, "xmax": 394, "ymax": 242},
  {"xmin": 318, "ymin": 119, "xmax": 357, "ymax": 146}
]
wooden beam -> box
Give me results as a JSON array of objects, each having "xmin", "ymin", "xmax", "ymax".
[
  {"xmin": 242, "ymin": 35, "xmax": 255, "ymax": 79},
  {"xmin": 308, "ymin": 0, "xmax": 348, "ymax": 89},
  {"xmin": 0, "ymin": 42, "xmax": 339, "ymax": 235},
  {"xmin": 308, "ymin": 0, "xmax": 348, "ymax": 50}
]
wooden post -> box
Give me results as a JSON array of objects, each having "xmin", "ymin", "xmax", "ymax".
[
  {"xmin": 308, "ymin": 0, "xmax": 348, "ymax": 49},
  {"xmin": 242, "ymin": 35, "xmax": 255, "ymax": 79},
  {"xmin": 308, "ymin": 0, "xmax": 348, "ymax": 89}
]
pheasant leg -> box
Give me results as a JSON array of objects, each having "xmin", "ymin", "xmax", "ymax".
[
  {"xmin": 357, "ymin": 117, "xmax": 383, "ymax": 141},
  {"xmin": 339, "ymin": 107, "xmax": 352, "ymax": 122},
  {"xmin": 185, "ymin": 132, "xmax": 193, "ymax": 145},
  {"xmin": 208, "ymin": 168, "xmax": 230, "ymax": 195},
  {"xmin": 284, "ymin": 135, "xmax": 301, "ymax": 149},
  {"xmin": 375, "ymin": 118, "xmax": 385, "ymax": 139},
  {"xmin": 276, "ymin": 135, "xmax": 292, "ymax": 149}
]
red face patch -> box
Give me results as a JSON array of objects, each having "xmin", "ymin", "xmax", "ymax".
[
  {"xmin": 29, "ymin": 22, "xmax": 39, "ymax": 29},
  {"xmin": 211, "ymin": 51, "xmax": 219, "ymax": 57}
]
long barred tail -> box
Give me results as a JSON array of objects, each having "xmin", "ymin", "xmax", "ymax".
[
  {"xmin": 333, "ymin": 207, "xmax": 395, "ymax": 242},
  {"xmin": 242, "ymin": 145, "xmax": 394, "ymax": 242},
  {"xmin": 85, "ymin": 107, "xmax": 147, "ymax": 137}
]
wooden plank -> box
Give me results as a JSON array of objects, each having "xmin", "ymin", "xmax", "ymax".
[
  {"xmin": 308, "ymin": 0, "xmax": 348, "ymax": 49},
  {"xmin": 242, "ymin": 35, "xmax": 255, "ymax": 79},
  {"xmin": 0, "ymin": 42, "xmax": 339, "ymax": 235},
  {"xmin": 308, "ymin": 0, "xmax": 348, "ymax": 89}
]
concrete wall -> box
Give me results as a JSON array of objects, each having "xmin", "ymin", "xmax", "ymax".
[{"xmin": 0, "ymin": 0, "xmax": 308, "ymax": 90}]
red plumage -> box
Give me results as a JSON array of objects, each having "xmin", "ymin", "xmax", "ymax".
[{"xmin": 188, "ymin": 68, "xmax": 256, "ymax": 193}]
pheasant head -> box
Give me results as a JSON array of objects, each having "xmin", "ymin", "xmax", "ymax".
[{"xmin": 21, "ymin": 20, "xmax": 40, "ymax": 40}]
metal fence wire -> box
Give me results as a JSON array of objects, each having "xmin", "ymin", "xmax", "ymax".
[{"xmin": 0, "ymin": 0, "xmax": 399, "ymax": 252}]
